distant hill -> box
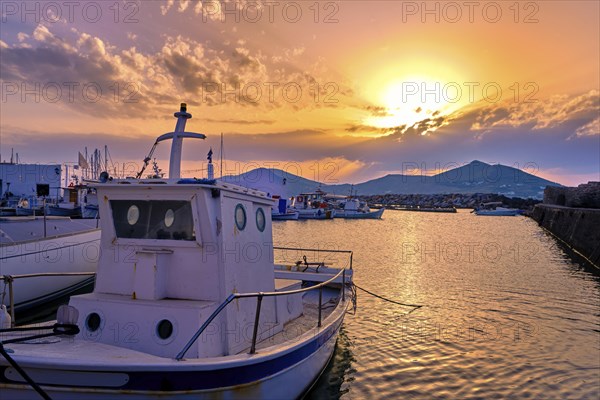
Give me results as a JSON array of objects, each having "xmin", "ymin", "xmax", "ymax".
[{"xmin": 220, "ymin": 161, "xmax": 562, "ymax": 199}]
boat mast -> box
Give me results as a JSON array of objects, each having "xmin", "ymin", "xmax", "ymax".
[{"xmin": 169, "ymin": 103, "xmax": 192, "ymax": 179}]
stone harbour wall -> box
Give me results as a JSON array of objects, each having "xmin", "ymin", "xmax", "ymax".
[
  {"xmin": 543, "ymin": 182, "xmax": 600, "ymax": 209},
  {"xmin": 531, "ymin": 182, "xmax": 600, "ymax": 267}
]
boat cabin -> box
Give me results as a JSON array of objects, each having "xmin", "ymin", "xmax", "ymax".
[
  {"xmin": 290, "ymin": 188, "xmax": 329, "ymax": 209},
  {"xmin": 69, "ymin": 104, "xmax": 303, "ymax": 358}
]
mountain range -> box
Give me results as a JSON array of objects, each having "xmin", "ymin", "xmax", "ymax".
[{"xmin": 220, "ymin": 160, "xmax": 562, "ymax": 199}]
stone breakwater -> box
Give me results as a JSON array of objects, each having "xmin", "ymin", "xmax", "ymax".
[
  {"xmin": 531, "ymin": 182, "xmax": 600, "ymax": 267},
  {"xmin": 359, "ymin": 193, "xmax": 540, "ymax": 210}
]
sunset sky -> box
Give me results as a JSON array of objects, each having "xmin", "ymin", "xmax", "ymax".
[{"xmin": 1, "ymin": 0, "xmax": 598, "ymax": 186}]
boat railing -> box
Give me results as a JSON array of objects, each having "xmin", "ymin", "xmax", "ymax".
[
  {"xmin": 0, "ymin": 272, "xmax": 96, "ymax": 327},
  {"xmin": 176, "ymin": 248, "xmax": 352, "ymax": 360},
  {"xmin": 273, "ymin": 246, "xmax": 353, "ymax": 271}
]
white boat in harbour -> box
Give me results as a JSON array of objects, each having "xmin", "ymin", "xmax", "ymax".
[
  {"xmin": 329, "ymin": 197, "xmax": 385, "ymax": 219},
  {"xmin": 289, "ymin": 189, "xmax": 336, "ymax": 219},
  {"xmin": 271, "ymin": 197, "xmax": 299, "ymax": 220},
  {"xmin": 473, "ymin": 202, "xmax": 520, "ymax": 216},
  {"xmin": 0, "ymin": 104, "xmax": 353, "ymax": 399},
  {"xmin": 0, "ymin": 217, "xmax": 99, "ymax": 313}
]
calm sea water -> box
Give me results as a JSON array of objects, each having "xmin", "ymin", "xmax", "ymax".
[{"xmin": 272, "ymin": 210, "xmax": 600, "ymax": 400}]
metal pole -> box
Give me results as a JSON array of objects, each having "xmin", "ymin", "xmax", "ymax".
[
  {"xmin": 249, "ymin": 294, "xmax": 263, "ymax": 354},
  {"xmin": 318, "ymin": 287, "xmax": 322, "ymax": 327},
  {"xmin": 8, "ymin": 279, "xmax": 15, "ymax": 327},
  {"xmin": 342, "ymin": 269, "xmax": 346, "ymax": 302},
  {"xmin": 43, "ymin": 198, "xmax": 47, "ymax": 238}
]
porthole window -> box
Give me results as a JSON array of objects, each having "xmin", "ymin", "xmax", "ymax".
[
  {"xmin": 256, "ymin": 208, "xmax": 266, "ymax": 232},
  {"xmin": 235, "ymin": 204, "xmax": 247, "ymax": 231},
  {"xmin": 156, "ymin": 319, "xmax": 173, "ymax": 340},
  {"xmin": 127, "ymin": 205, "xmax": 140, "ymax": 225},
  {"xmin": 86, "ymin": 313, "xmax": 101, "ymax": 332},
  {"xmin": 164, "ymin": 209, "xmax": 175, "ymax": 227}
]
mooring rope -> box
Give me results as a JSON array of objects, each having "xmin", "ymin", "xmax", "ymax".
[{"xmin": 353, "ymin": 283, "xmax": 423, "ymax": 314}]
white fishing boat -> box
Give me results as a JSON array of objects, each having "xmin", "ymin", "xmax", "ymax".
[
  {"xmin": 78, "ymin": 187, "xmax": 99, "ymax": 219},
  {"xmin": 473, "ymin": 202, "xmax": 520, "ymax": 216},
  {"xmin": 330, "ymin": 197, "xmax": 384, "ymax": 219},
  {"xmin": 46, "ymin": 186, "xmax": 83, "ymax": 218},
  {"xmin": 0, "ymin": 104, "xmax": 353, "ymax": 399},
  {"xmin": 271, "ymin": 197, "xmax": 299, "ymax": 220},
  {"xmin": 289, "ymin": 189, "xmax": 336, "ymax": 219},
  {"xmin": 0, "ymin": 217, "xmax": 99, "ymax": 312}
]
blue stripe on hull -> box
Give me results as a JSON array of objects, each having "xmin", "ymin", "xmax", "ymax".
[{"xmin": 122, "ymin": 319, "xmax": 342, "ymax": 391}]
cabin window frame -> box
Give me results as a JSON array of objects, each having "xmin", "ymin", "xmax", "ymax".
[
  {"xmin": 107, "ymin": 195, "xmax": 202, "ymax": 247},
  {"xmin": 235, "ymin": 203, "xmax": 247, "ymax": 231},
  {"xmin": 256, "ymin": 207, "xmax": 266, "ymax": 232}
]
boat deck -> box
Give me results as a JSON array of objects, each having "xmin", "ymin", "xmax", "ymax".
[
  {"xmin": 0, "ymin": 218, "xmax": 99, "ymax": 245},
  {"xmin": 253, "ymin": 288, "xmax": 340, "ymax": 352},
  {"xmin": 0, "ymin": 287, "xmax": 344, "ymax": 367}
]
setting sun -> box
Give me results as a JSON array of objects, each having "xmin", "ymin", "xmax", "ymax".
[{"xmin": 364, "ymin": 76, "xmax": 463, "ymax": 131}]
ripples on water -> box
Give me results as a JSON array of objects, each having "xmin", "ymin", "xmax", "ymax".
[{"xmin": 273, "ymin": 210, "xmax": 600, "ymax": 399}]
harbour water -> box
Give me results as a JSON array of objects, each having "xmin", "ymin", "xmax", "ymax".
[
  {"xmin": 273, "ymin": 210, "xmax": 600, "ymax": 399},
  {"xmin": 16, "ymin": 210, "xmax": 599, "ymax": 398}
]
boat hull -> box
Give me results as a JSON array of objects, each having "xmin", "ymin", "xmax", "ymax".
[
  {"xmin": 295, "ymin": 209, "xmax": 335, "ymax": 219},
  {"xmin": 272, "ymin": 211, "xmax": 299, "ymax": 220},
  {"xmin": 46, "ymin": 206, "xmax": 82, "ymax": 218},
  {"xmin": 0, "ymin": 208, "xmax": 16, "ymax": 217},
  {"xmin": 0, "ymin": 229, "xmax": 100, "ymax": 311},
  {"xmin": 474, "ymin": 210, "xmax": 519, "ymax": 216},
  {"xmin": 15, "ymin": 207, "xmax": 44, "ymax": 216},
  {"xmin": 0, "ymin": 289, "xmax": 348, "ymax": 399},
  {"xmin": 334, "ymin": 208, "xmax": 384, "ymax": 219}
]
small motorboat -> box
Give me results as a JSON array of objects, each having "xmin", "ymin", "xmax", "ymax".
[
  {"xmin": 473, "ymin": 202, "xmax": 520, "ymax": 216},
  {"xmin": 0, "ymin": 104, "xmax": 353, "ymax": 399},
  {"xmin": 271, "ymin": 197, "xmax": 299, "ymax": 220},
  {"xmin": 329, "ymin": 197, "xmax": 385, "ymax": 219}
]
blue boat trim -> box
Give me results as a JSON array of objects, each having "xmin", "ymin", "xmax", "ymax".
[
  {"xmin": 177, "ymin": 178, "xmax": 216, "ymax": 185},
  {"xmin": 125, "ymin": 317, "xmax": 341, "ymax": 391}
]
